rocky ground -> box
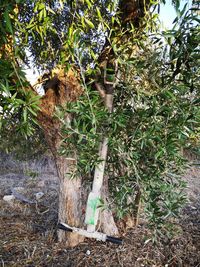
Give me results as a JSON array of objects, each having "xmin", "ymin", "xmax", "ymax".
[{"xmin": 0, "ymin": 152, "xmax": 200, "ymax": 267}]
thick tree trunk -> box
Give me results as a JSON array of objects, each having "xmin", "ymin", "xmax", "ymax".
[
  {"xmin": 54, "ymin": 154, "xmax": 118, "ymax": 245},
  {"xmin": 55, "ymin": 155, "xmax": 85, "ymax": 247},
  {"xmin": 48, "ymin": 139, "xmax": 118, "ymax": 246},
  {"xmin": 36, "ymin": 69, "xmax": 119, "ymax": 247}
]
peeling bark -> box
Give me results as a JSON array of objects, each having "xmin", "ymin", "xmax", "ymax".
[
  {"xmin": 55, "ymin": 156, "xmax": 84, "ymax": 247},
  {"xmin": 36, "ymin": 68, "xmax": 118, "ymax": 246},
  {"xmin": 36, "ymin": 69, "xmax": 86, "ymax": 246}
]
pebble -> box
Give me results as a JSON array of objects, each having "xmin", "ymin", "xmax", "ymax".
[
  {"xmin": 86, "ymin": 250, "xmax": 91, "ymax": 256},
  {"xmin": 3, "ymin": 195, "xmax": 15, "ymax": 202},
  {"xmin": 35, "ymin": 192, "xmax": 44, "ymax": 200}
]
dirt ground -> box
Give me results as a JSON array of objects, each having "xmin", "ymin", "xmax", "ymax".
[{"xmin": 0, "ymin": 154, "xmax": 200, "ymax": 267}]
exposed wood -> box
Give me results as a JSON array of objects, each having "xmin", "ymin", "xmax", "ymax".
[
  {"xmin": 34, "ymin": 66, "xmax": 118, "ymax": 245},
  {"xmin": 37, "ymin": 68, "xmax": 83, "ymax": 152},
  {"xmin": 36, "ymin": 68, "xmax": 85, "ymax": 246},
  {"xmin": 94, "ymin": 82, "xmax": 106, "ymax": 100},
  {"xmin": 124, "ymin": 188, "xmax": 141, "ymax": 229},
  {"xmin": 55, "ymin": 155, "xmax": 84, "ymax": 247}
]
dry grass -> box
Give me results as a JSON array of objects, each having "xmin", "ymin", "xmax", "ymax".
[
  {"xmin": 0, "ymin": 161, "xmax": 200, "ymax": 267},
  {"xmin": 0, "ymin": 192, "xmax": 200, "ymax": 267}
]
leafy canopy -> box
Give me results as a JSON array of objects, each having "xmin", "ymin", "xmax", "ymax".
[{"xmin": 0, "ymin": 0, "xmax": 199, "ymax": 238}]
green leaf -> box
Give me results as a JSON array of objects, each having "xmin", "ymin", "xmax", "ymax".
[
  {"xmin": 85, "ymin": 0, "xmax": 92, "ymax": 8},
  {"xmin": 23, "ymin": 108, "xmax": 27, "ymax": 123},
  {"xmin": 85, "ymin": 18, "xmax": 95, "ymax": 29},
  {"xmin": 180, "ymin": 3, "xmax": 187, "ymax": 17},
  {"xmin": 27, "ymin": 107, "xmax": 37, "ymax": 116},
  {"xmin": 96, "ymin": 7, "xmax": 102, "ymax": 20},
  {"xmin": 4, "ymin": 10, "xmax": 13, "ymax": 34},
  {"xmin": 38, "ymin": 3, "xmax": 45, "ymax": 11}
]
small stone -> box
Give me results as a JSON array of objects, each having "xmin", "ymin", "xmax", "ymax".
[
  {"xmin": 3, "ymin": 195, "xmax": 15, "ymax": 202},
  {"xmin": 86, "ymin": 250, "xmax": 91, "ymax": 256},
  {"xmin": 35, "ymin": 192, "xmax": 44, "ymax": 200}
]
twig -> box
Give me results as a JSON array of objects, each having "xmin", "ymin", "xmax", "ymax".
[
  {"xmin": 11, "ymin": 188, "xmax": 36, "ymax": 204},
  {"xmin": 94, "ymin": 82, "xmax": 106, "ymax": 99},
  {"xmin": 12, "ymin": 61, "xmax": 25, "ymax": 90}
]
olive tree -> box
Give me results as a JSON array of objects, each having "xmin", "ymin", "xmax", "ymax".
[{"xmin": 0, "ymin": 0, "xmax": 199, "ymax": 246}]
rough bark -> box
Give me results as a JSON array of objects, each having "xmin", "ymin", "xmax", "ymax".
[
  {"xmin": 55, "ymin": 155, "xmax": 84, "ymax": 247},
  {"xmin": 36, "ymin": 68, "xmax": 118, "ymax": 246},
  {"xmin": 36, "ymin": 69, "xmax": 86, "ymax": 246},
  {"xmin": 118, "ymin": 0, "xmax": 150, "ymax": 25},
  {"xmin": 100, "ymin": 176, "xmax": 119, "ymax": 236}
]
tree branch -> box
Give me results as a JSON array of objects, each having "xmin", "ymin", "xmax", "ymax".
[{"xmin": 94, "ymin": 82, "xmax": 106, "ymax": 100}]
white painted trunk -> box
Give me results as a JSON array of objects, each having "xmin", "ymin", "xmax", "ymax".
[
  {"xmin": 55, "ymin": 154, "xmax": 118, "ymax": 246},
  {"xmin": 86, "ymin": 93, "xmax": 118, "ymax": 235},
  {"xmin": 51, "ymin": 92, "xmax": 119, "ymax": 246}
]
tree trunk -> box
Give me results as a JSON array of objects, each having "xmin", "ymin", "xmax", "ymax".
[
  {"xmin": 54, "ymin": 154, "xmax": 118, "ymax": 245},
  {"xmin": 100, "ymin": 176, "xmax": 119, "ymax": 236},
  {"xmin": 44, "ymin": 132, "xmax": 118, "ymax": 246},
  {"xmin": 55, "ymin": 155, "xmax": 85, "ymax": 247},
  {"xmin": 36, "ymin": 69, "xmax": 119, "ymax": 247}
]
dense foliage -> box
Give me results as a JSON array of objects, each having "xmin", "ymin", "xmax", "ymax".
[
  {"xmin": 55, "ymin": 1, "xmax": 200, "ymax": 236},
  {"xmin": 0, "ymin": 0, "xmax": 199, "ymax": 238},
  {"xmin": 0, "ymin": 0, "xmax": 41, "ymax": 139}
]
